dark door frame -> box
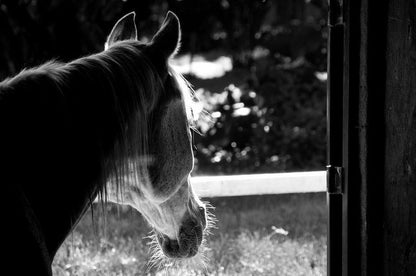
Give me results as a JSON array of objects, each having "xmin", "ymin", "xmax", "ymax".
[{"xmin": 328, "ymin": 0, "xmax": 389, "ymax": 275}]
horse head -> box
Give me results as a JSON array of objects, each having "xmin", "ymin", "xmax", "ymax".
[{"xmin": 104, "ymin": 11, "xmax": 213, "ymax": 262}]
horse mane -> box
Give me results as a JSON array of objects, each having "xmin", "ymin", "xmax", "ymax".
[{"xmin": 0, "ymin": 40, "xmax": 198, "ymax": 206}]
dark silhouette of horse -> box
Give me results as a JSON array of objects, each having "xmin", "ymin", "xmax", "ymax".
[{"xmin": 0, "ymin": 11, "xmax": 212, "ymax": 275}]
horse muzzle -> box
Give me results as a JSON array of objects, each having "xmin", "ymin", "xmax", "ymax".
[{"xmin": 157, "ymin": 206, "xmax": 206, "ymax": 258}]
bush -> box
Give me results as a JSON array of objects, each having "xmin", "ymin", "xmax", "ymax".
[{"xmin": 193, "ymin": 57, "xmax": 326, "ymax": 175}]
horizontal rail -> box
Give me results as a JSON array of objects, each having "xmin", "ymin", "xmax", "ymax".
[
  {"xmin": 97, "ymin": 171, "xmax": 326, "ymax": 203},
  {"xmin": 191, "ymin": 171, "xmax": 326, "ymax": 197}
]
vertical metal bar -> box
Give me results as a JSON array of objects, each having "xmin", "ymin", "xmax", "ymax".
[
  {"xmin": 327, "ymin": 0, "xmax": 344, "ymax": 275},
  {"xmin": 327, "ymin": 193, "xmax": 343, "ymax": 275}
]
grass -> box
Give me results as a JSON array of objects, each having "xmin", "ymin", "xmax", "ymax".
[{"xmin": 52, "ymin": 193, "xmax": 327, "ymax": 276}]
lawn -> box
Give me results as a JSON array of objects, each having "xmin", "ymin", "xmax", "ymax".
[{"xmin": 53, "ymin": 193, "xmax": 327, "ymax": 276}]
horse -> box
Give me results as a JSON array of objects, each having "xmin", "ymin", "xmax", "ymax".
[{"xmin": 0, "ymin": 11, "xmax": 212, "ymax": 275}]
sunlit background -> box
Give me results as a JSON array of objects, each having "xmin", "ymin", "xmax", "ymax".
[{"xmin": 0, "ymin": 0, "xmax": 327, "ymax": 275}]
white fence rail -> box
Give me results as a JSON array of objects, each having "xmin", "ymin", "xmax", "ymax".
[
  {"xmin": 97, "ymin": 171, "xmax": 326, "ymax": 202},
  {"xmin": 192, "ymin": 171, "xmax": 326, "ymax": 197}
]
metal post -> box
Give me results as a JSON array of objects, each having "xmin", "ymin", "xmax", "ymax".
[{"xmin": 327, "ymin": 0, "xmax": 344, "ymax": 275}]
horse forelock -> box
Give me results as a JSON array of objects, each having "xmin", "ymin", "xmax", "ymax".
[
  {"xmin": 167, "ymin": 65, "xmax": 201, "ymax": 130},
  {"xmin": 88, "ymin": 41, "xmax": 166, "ymax": 204}
]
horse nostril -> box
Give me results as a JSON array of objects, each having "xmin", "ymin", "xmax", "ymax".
[{"xmin": 162, "ymin": 238, "xmax": 182, "ymax": 258}]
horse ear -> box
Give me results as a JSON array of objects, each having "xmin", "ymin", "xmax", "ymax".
[
  {"xmin": 105, "ymin": 12, "xmax": 138, "ymax": 50},
  {"xmin": 151, "ymin": 11, "xmax": 181, "ymax": 58}
]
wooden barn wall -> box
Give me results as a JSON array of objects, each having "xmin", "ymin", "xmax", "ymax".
[
  {"xmin": 384, "ymin": 0, "xmax": 416, "ymax": 274},
  {"xmin": 343, "ymin": 0, "xmax": 416, "ymax": 274}
]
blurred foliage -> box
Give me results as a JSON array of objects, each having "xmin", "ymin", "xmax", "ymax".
[
  {"xmin": 189, "ymin": 0, "xmax": 328, "ymax": 174},
  {"xmin": 0, "ymin": 0, "xmax": 327, "ymax": 175},
  {"xmin": 193, "ymin": 62, "xmax": 326, "ymax": 175}
]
